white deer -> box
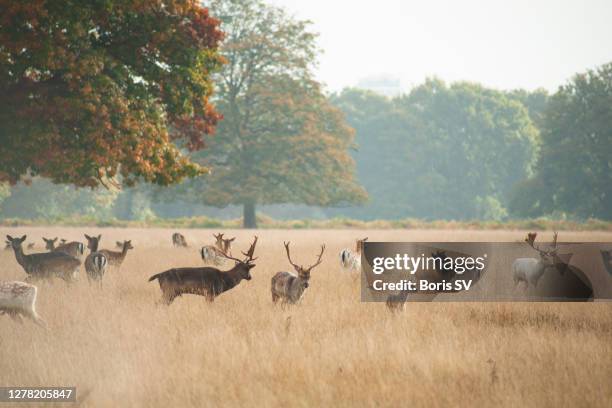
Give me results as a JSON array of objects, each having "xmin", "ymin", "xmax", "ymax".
[
  {"xmin": 512, "ymin": 232, "xmax": 559, "ymax": 289},
  {"xmin": 339, "ymin": 237, "xmax": 367, "ymax": 273}
]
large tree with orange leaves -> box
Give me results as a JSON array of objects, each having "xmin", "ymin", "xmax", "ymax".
[
  {"xmin": 167, "ymin": 0, "xmax": 366, "ymax": 228},
  {"xmin": 0, "ymin": 0, "xmax": 224, "ymax": 187}
]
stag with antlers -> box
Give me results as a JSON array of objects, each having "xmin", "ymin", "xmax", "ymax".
[
  {"xmin": 271, "ymin": 242, "xmax": 325, "ymax": 305},
  {"xmin": 513, "ymin": 231, "xmax": 561, "ymax": 288},
  {"xmin": 149, "ymin": 236, "xmax": 258, "ymax": 305}
]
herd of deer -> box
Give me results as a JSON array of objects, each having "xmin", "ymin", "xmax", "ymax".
[{"xmin": 2, "ymin": 231, "xmax": 610, "ymax": 326}]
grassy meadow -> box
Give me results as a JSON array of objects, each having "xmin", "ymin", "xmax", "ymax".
[{"xmin": 1, "ymin": 227, "xmax": 611, "ymax": 407}]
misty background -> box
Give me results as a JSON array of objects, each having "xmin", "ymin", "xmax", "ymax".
[{"xmin": 0, "ymin": 0, "xmax": 610, "ymax": 224}]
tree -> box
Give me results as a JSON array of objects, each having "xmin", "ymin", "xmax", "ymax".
[
  {"xmin": 330, "ymin": 80, "xmax": 540, "ymax": 220},
  {"xmin": 168, "ymin": 0, "xmax": 366, "ymax": 228},
  {"xmin": 510, "ymin": 62, "xmax": 612, "ymax": 219},
  {"xmin": 0, "ymin": 178, "xmax": 118, "ymax": 220},
  {"xmin": 0, "ymin": 0, "xmax": 224, "ymax": 187}
]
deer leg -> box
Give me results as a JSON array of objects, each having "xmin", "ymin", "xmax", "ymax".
[
  {"xmin": 10, "ymin": 312, "xmax": 24, "ymax": 324},
  {"xmin": 27, "ymin": 310, "xmax": 47, "ymax": 329},
  {"xmin": 162, "ymin": 291, "xmax": 177, "ymax": 305}
]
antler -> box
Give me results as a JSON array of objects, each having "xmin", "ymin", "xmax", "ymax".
[
  {"xmin": 284, "ymin": 241, "xmax": 300, "ymax": 270},
  {"xmin": 221, "ymin": 236, "xmax": 258, "ymax": 264},
  {"xmin": 242, "ymin": 236, "xmax": 258, "ymax": 262},
  {"xmin": 307, "ymin": 244, "xmax": 326, "ymax": 271},
  {"xmin": 525, "ymin": 231, "xmax": 559, "ymax": 256}
]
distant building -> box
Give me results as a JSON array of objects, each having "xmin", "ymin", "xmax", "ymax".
[{"xmin": 355, "ymin": 75, "xmax": 403, "ymax": 97}]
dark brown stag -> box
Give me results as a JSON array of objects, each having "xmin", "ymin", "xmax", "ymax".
[{"xmin": 149, "ymin": 236, "xmax": 258, "ymax": 305}]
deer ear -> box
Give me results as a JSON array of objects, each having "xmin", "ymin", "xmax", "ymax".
[
  {"xmin": 97, "ymin": 234, "xmax": 102, "ymax": 240},
  {"xmin": 229, "ymin": 237, "xmax": 236, "ymax": 242},
  {"xmin": 85, "ymin": 234, "xmax": 91, "ymax": 240},
  {"xmin": 6, "ymin": 235, "xmax": 13, "ymax": 241},
  {"xmin": 20, "ymin": 235, "xmax": 27, "ymax": 242}
]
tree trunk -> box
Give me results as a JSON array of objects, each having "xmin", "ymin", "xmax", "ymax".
[{"xmin": 243, "ymin": 201, "xmax": 257, "ymax": 229}]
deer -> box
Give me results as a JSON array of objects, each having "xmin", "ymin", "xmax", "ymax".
[
  {"xmin": 386, "ymin": 290, "xmax": 409, "ymax": 312},
  {"xmin": 43, "ymin": 237, "xmax": 85, "ymax": 260},
  {"xmin": 149, "ymin": 236, "xmax": 258, "ymax": 305},
  {"xmin": 512, "ymin": 232, "xmax": 560, "ymax": 289},
  {"xmin": 172, "ymin": 232, "xmax": 188, "ymax": 248},
  {"xmin": 200, "ymin": 233, "xmax": 235, "ymax": 265},
  {"xmin": 85, "ymin": 234, "xmax": 134, "ymax": 268},
  {"xmin": 84, "ymin": 234, "xmax": 107, "ymax": 284},
  {"xmin": 339, "ymin": 237, "xmax": 367, "ymax": 273},
  {"xmin": 385, "ymin": 250, "xmax": 450, "ymax": 311},
  {"xmin": 7, "ymin": 235, "xmax": 81, "ymax": 282},
  {"xmin": 0, "ymin": 281, "xmax": 46, "ymax": 327},
  {"xmin": 271, "ymin": 242, "xmax": 325, "ymax": 305}
]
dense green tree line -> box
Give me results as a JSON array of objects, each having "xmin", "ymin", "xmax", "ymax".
[
  {"xmin": 2, "ymin": 61, "xmax": 610, "ymax": 222},
  {"xmin": 329, "ymin": 79, "xmax": 540, "ymax": 220}
]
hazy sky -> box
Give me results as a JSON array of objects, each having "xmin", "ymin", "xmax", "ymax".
[{"xmin": 269, "ymin": 0, "xmax": 612, "ymax": 93}]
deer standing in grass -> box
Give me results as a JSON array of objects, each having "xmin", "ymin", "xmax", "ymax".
[
  {"xmin": 0, "ymin": 281, "xmax": 46, "ymax": 327},
  {"xmin": 201, "ymin": 233, "xmax": 235, "ymax": 265},
  {"xmin": 339, "ymin": 237, "xmax": 367, "ymax": 273},
  {"xmin": 43, "ymin": 237, "xmax": 85, "ymax": 260},
  {"xmin": 83, "ymin": 234, "xmax": 108, "ymax": 285},
  {"xmin": 512, "ymin": 232, "xmax": 560, "ymax": 289},
  {"xmin": 7, "ymin": 235, "xmax": 81, "ymax": 282},
  {"xmin": 88, "ymin": 235, "xmax": 133, "ymax": 269},
  {"xmin": 271, "ymin": 242, "xmax": 325, "ymax": 305},
  {"xmin": 172, "ymin": 233, "xmax": 188, "ymax": 248},
  {"xmin": 150, "ymin": 236, "xmax": 258, "ymax": 305}
]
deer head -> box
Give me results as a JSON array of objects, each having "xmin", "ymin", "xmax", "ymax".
[
  {"xmin": 213, "ymin": 233, "xmax": 225, "ymax": 251},
  {"xmin": 84, "ymin": 234, "xmax": 102, "ymax": 252},
  {"xmin": 42, "ymin": 237, "xmax": 58, "ymax": 250},
  {"xmin": 221, "ymin": 236, "xmax": 236, "ymax": 255},
  {"xmin": 525, "ymin": 231, "xmax": 563, "ymax": 272},
  {"xmin": 6, "ymin": 235, "xmax": 27, "ymax": 249},
  {"xmin": 284, "ymin": 242, "xmax": 325, "ymax": 288},
  {"xmin": 221, "ymin": 236, "xmax": 258, "ymax": 280},
  {"xmin": 118, "ymin": 240, "xmax": 134, "ymax": 252}
]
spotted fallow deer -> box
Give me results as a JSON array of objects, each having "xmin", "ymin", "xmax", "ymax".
[
  {"xmin": 271, "ymin": 242, "xmax": 325, "ymax": 305},
  {"xmin": 7, "ymin": 235, "xmax": 81, "ymax": 282},
  {"xmin": 0, "ymin": 281, "xmax": 46, "ymax": 327},
  {"xmin": 43, "ymin": 237, "xmax": 85, "ymax": 260},
  {"xmin": 200, "ymin": 233, "xmax": 235, "ymax": 265},
  {"xmin": 150, "ymin": 236, "xmax": 258, "ymax": 305}
]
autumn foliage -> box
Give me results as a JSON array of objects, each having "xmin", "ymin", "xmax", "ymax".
[{"xmin": 0, "ymin": 0, "xmax": 224, "ymax": 187}]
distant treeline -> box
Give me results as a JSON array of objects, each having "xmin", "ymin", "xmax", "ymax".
[
  {"xmin": 330, "ymin": 68, "xmax": 610, "ymax": 222},
  {"xmin": 0, "ymin": 64, "xmax": 610, "ymax": 223},
  {"xmin": 1, "ymin": 214, "xmax": 611, "ymax": 231}
]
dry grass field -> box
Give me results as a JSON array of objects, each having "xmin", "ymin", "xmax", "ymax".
[{"xmin": 1, "ymin": 227, "xmax": 611, "ymax": 407}]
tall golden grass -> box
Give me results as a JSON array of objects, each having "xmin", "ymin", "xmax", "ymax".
[{"xmin": 1, "ymin": 228, "xmax": 611, "ymax": 407}]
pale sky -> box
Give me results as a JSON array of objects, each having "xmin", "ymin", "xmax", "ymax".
[{"xmin": 269, "ymin": 0, "xmax": 612, "ymax": 93}]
